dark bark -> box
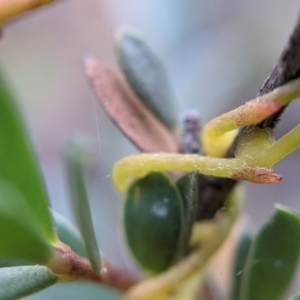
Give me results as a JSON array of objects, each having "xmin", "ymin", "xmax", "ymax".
[
  {"xmin": 197, "ymin": 13, "xmax": 300, "ymax": 221},
  {"xmin": 258, "ymin": 13, "xmax": 300, "ymax": 103},
  {"xmin": 196, "ymin": 176, "xmax": 236, "ymax": 220},
  {"xmin": 229, "ymin": 12, "xmax": 300, "ymax": 154}
]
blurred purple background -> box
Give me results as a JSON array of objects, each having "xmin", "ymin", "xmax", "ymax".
[{"xmin": 0, "ymin": 0, "xmax": 300, "ymax": 299}]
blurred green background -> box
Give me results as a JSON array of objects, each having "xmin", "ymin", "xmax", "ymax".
[{"xmin": 0, "ymin": 0, "xmax": 300, "ymax": 299}]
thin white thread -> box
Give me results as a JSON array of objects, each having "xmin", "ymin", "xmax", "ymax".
[
  {"xmin": 92, "ymin": 96, "xmax": 102, "ymax": 154},
  {"xmin": 103, "ymin": 174, "xmax": 111, "ymax": 180}
]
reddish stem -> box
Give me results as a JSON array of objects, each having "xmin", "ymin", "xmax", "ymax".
[{"xmin": 47, "ymin": 242, "xmax": 137, "ymax": 291}]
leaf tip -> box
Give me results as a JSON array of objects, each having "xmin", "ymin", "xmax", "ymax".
[
  {"xmin": 232, "ymin": 166, "xmax": 282, "ymax": 184},
  {"xmin": 114, "ymin": 26, "xmax": 141, "ymax": 45}
]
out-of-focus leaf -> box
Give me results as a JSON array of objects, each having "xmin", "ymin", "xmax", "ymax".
[
  {"xmin": 124, "ymin": 172, "xmax": 184, "ymax": 274},
  {"xmin": 0, "ymin": 0, "xmax": 60, "ymax": 25},
  {"xmin": 0, "ymin": 180, "xmax": 54, "ymax": 264},
  {"xmin": 85, "ymin": 57, "xmax": 177, "ymax": 153},
  {"xmin": 176, "ymin": 172, "xmax": 198, "ymax": 254},
  {"xmin": 0, "ymin": 259, "xmax": 31, "ymax": 268},
  {"xmin": 115, "ymin": 30, "xmax": 177, "ymax": 130},
  {"xmin": 64, "ymin": 138, "xmax": 101, "ymax": 273},
  {"xmin": 0, "ymin": 266, "xmax": 58, "ymax": 300},
  {"xmin": 164, "ymin": 268, "xmax": 205, "ymax": 300},
  {"xmin": 240, "ymin": 205, "xmax": 300, "ymax": 300},
  {"xmin": 51, "ymin": 209, "xmax": 88, "ymax": 258},
  {"xmin": 289, "ymin": 292, "xmax": 300, "ymax": 300},
  {"xmin": 229, "ymin": 229, "xmax": 253, "ymax": 300},
  {"xmin": 0, "ymin": 70, "xmax": 55, "ymax": 241},
  {"xmin": 26, "ymin": 281, "xmax": 122, "ymax": 300}
]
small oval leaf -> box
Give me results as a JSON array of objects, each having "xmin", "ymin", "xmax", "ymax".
[
  {"xmin": 51, "ymin": 209, "xmax": 88, "ymax": 258},
  {"xmin": 85, "ymin": 57, "xmax": 177, "ymax": 153},
  {"xmin": 240, "ymin": 205, "xmax": 300, "ymax": 300},
  {"xmin": 0, "ymin": 180, "xmax": 54, "ymax": 264},
  {"xmin": 0, "ymin": 69, "xmax": 55, "ymax": 241},
  {"xmin": 64, "ymin": 138, "xmax": 101, "ymax": 273},
  {"xmin": 0, "ymin": 266, "xmax": 58, "ymax": 300},
  {"xmin": 124, "ymin": 172, "xmax": 184, "ymax": 274},
  {"xmin": 115, "ymin": 30, "xmax": 178, "ymax": 130}
]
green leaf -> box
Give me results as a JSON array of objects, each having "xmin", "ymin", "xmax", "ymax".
[
  {"xmin": 115, "ymin": 30, "xmax": 177, "ymax": 130},
  {"xmin": 124, "ymin": 172, "xmax": 184, "ymax": 274},
  {"xmin": 0, "ymin": 259, "xmax": 32, "ymax": 268},
  {"xmin": 240, "ymin": 205, "xmax": 300, "ymax": 300},
  {"xmin": 0, "ymin": 261, "xmax": 22, "ymax": 268},
  {"xmin": 0, "ymin": 180, "xmax": 54, "ymax": 264},
  {"xmin": 229, "ymin": 229, "xmax": 253, "ymax": 300},
  {"xmin": 26, "ymin": 281, "xmax": 122, "ymax": 300},
  {"xmin": 51, "ymin": 209, "xmax": 88, "ymax": 258},
  {"xmin": 0, "ymin": 69, "xmax": 55, "ymax": 241},
  {"xmin": 176, "ymin": 172, "xmax": 198, "ymax": 255},
  {"xmin": 64, "ymin": 138, "xmax": 101, "ymax": 273},
  {"xmin": 0, "ymin": 266, "xmax": 58, "ymax": 300}
]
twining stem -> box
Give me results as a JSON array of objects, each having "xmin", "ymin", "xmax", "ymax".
[
  {"xmin": 47, "ymin": 241, "xmax": 136, "ymax": 291},
  {"xmin": 202, "ymin": 77, "xmax": 300, "ymax": 157},
  {"xmin": 113, "ymin": 153, "xmax": 281, "ymax": 193},
  {"xmin": 230, "ymin": 118, "xmax": 300, "ymax": 170},
  {"xmin": 113, "ymin": 154, "xmax": 237, "ymax": 193},
  {"xmin": 245, "ymin": 124, "xmax": 300, "ymax": 168},
  {"xmin": 112, "ymin": 76, "xmax": 300, "ymax": 193},
  {"xmin": 123, "ymin": 190, "xmax": 241, "ymax": 300}
]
